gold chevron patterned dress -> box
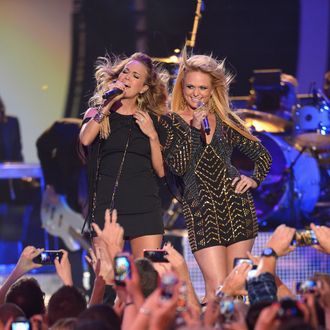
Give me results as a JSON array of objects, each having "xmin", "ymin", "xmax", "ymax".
[{"xmin": 159, "ymin": 112, "xmax": 272, "ymax": 253}]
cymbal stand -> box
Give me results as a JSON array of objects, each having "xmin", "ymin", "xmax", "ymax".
[{"xmin": 285, "ymin": 146, "xmax": 307, "ymax": 228}]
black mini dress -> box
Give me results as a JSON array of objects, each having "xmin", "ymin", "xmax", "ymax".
[{"xmin": 91, "ymin": 112, "xmax": 163, "ymax": 237}]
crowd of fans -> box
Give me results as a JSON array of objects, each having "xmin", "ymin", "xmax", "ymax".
[{"xmin": 0, "ymin": 209, "xmax": 329, "ymax": 330}]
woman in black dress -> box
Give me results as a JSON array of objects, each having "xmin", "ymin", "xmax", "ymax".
[
  {"xmin": 162, "ymin": 52, "xmax": 272, "ymax": 302},
  {"xmin": 80, "ymin": 53, "xmax": 168, "ymax": 258}
]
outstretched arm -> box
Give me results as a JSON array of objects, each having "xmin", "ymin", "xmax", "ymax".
[{"xmin": 0, "ymin": 246, "xmax": 43, "ymax": 304}]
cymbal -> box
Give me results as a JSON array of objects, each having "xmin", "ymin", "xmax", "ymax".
[
  {"xmin": 235, "ymin": 109, "xmax": 292, "ymax": 133},
  {"xmin": 293, "ymin": 133, "xmax": 330, "ymax": 149}
]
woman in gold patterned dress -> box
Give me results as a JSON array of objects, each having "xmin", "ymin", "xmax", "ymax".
[{"xmin": 161, "ymin": 53, "xmax": 272, "ymax": 302}]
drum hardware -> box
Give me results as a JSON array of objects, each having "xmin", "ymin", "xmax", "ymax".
[
  {"xmin": 163, "ymin": 198, "xmax": 182, "ymax": 230},
  {"xmin": 283, "ymin": 145, "xmax": 308, "ymax": 228}
]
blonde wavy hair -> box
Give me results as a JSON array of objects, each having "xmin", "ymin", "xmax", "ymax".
[
  {"xmin": 89, "ymin": 52, "xmax": 169, "ymax": 138},
  {"xmin": 171, "ymin": 50, "xmax": 258, "ymax": 141}
]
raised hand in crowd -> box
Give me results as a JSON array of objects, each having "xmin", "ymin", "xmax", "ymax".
[
  {"xmin": 220, "ymin": 262, "xmax": 252, "ymax": 297},
  {"xmin": 202, "ymin": 298, "xmax": 220, "ymax": 328},
  {"xmin": 254, "ymin": 303, "xmax": 281, "ymax": 330},
  {"xmin": 162, "ymin": 242, "xmax": 200, "ymax": 312},
  {"xmin": 222, "ymin": 303, "xmax": 249, "ymax": 330},
  {"xmin": 54, "ymin": 249, "xmax": 73, "ymax": 286},
  {"xmin": 265, "ymin": 224, "xmax": 296, "ymax": 257},
  {"xmin": 256, "ymin": 224, "xmax": 296, "ymax": 277},
  {"xmin": 91, "ymin": 209, "xmax": 124, "ymax": 261},
  {"xmin": 87, "ymin": 209, "xmax": 123, "ymax": 306},
  {"xmin": 129, "ymin": 277, "xmax": 180, "ymax": 330},
  {"xmin": 246, "ymin": 251, "xmax": 294, "ymax": 299},
  {"xmin": 316, "ymin": 278, "xmax": 330, "ymax": 329},
  {"xmin": 310, "ymin": 223, "xmax": 330, "ymax": 254},
  {"xmin": 120, "ymin": 256, "xmax": 145, "ymax": 330},
  {"xmin": 86, "ymin": 245, "xmax": 114, "ymax": 285},
  {"xmin": 30, "ymin": 314, "xmax": 48, "ymax": 330},
  {"xmin": 0, "ymin": 246, "xmax": 43, "ymax": 304}
]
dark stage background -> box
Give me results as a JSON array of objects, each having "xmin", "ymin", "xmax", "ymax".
[{"xmin": 65, "ymin": 0, "xmax": 311, "ymax": 117}]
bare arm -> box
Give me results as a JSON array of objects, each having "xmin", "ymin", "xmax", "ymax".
[
  {"xmin": 163, "ymin": 243, "xmax": 200, "ymax": 312},
  {"xmin": 133, "ymin": 111, "xmax": 164, "ymax": 177},
  {"xmin": 149, "ymin": 134, "xmax": 165, "ymax": 177},
  {"xmin": 88, "ymin": 275, "xmax": 106, "ymax": 306},
  {"xmin": 80, "ymin": 85, "xmax": 125, "ymax": 146},
  {"xmin": 79, "ymin": 107, "xmax": 102, "ymax": 146},
  {"xmin": 256, "ymin": 224, "xmax": 295, "ymax": 276},
  {"xmin": 0, "ymin": 246, "xmax": 43, "ymax": 304}
]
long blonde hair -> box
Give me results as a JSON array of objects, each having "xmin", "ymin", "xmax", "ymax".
[
  {"xmin": 171, "ymin": 50, "xmax": 258, "ymax": 141},
  {"xmin": 89, "ymin": 52, "xmax": 168, "ymax": 138}
]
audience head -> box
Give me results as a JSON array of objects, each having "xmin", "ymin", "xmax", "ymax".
[
  {"xmin": 77, "ymin": 304, "xmax": 120, "ymax": 330},
  {"xmin": 50, "ymin": 317, "xmax": 77, "ymax": 330},
  {"xmin": 246, "ymin": 300, "xmax": 273, "ymax": 330},
  {"xmin": 47, "ymin": 286, "xmax": 87, "ymax": 327},
  {"xmin": 135, "ymin": 258, "xmax": 159, "ymax": 297},
  {"xmin": 0, "ymin": 303, "xmax": 25, "ymax": 326},
  {"xmin": 5, "ymin": 277, "xmax": 45, "ymax": 318},
  {"xmin": 74, "ymin": 319, "xmax": 110, "ymax": 330}
]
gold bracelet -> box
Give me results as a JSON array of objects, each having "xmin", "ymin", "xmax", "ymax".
[{"xmin": 139, "ymin": 306, "xmax": 151, "ymax": 316}]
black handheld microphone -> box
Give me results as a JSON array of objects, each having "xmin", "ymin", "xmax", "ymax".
[
  {"xmin": 102, "ymin": 88, "xmax": 123, "ymax": 100},
  {"xmin": 197, "ymin": 101, "xmax": 210, "ymax": 135}
]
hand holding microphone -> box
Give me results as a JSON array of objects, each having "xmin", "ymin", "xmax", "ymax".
[
  {"xmin": 102, "ymin": 80, "xmax": 125, "ymax": 102},
  {"xmin": 196, "ymin": 101, "xmax": 210, "ymax": 135},
  {"xmin": 102, "ymin": 87, "xmax": 123, "ymax": 100},
  {"xmin": 100, "ymin": 81, "xmax": 125, "ymax": 115}
]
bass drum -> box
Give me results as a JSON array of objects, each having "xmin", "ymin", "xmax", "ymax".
[{"xmin": 232, "ymin": 132, "xmax": 320, "ymax": 226}]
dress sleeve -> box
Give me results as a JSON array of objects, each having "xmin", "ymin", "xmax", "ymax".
[
  {"xmin": 226, "ymin": 125, "xmax": 272, "ymax": 187},
  {"xmin": 158, "ymin": 113, "xmax": 192, "ymax": 176}
]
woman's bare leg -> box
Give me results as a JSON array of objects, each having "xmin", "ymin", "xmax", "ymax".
[
  {"xmin": 226, "ymin": 238, "xmax": 255, "ymax": 273},
  {"xmin": 194, "ymin": 245, "xmax": 228, "ymax": 302}
]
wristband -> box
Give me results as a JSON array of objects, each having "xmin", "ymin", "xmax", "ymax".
[{"xmin": 93, "ymin": 111, "xmax": 106, "ymax": 124}]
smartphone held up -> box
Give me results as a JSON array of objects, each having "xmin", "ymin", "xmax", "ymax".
[
  {"xmin": 114, "ymin": 253, "xmax": 131, "ymax": 286},
  {"xmin": 291, "ymin": 229, "xmax": 318, "ymax": 246},
  {"xmin": 33, "ymin": 250, "xmax": 63, "ymax": 265},
  {"xmin": 143, "ymin": 249, "xmax": 169, "ymax": 263}
]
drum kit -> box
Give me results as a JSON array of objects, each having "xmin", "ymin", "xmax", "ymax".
[{"xmin": 234, "ymin": 88, "xmax": 330, "ymax": 229}]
